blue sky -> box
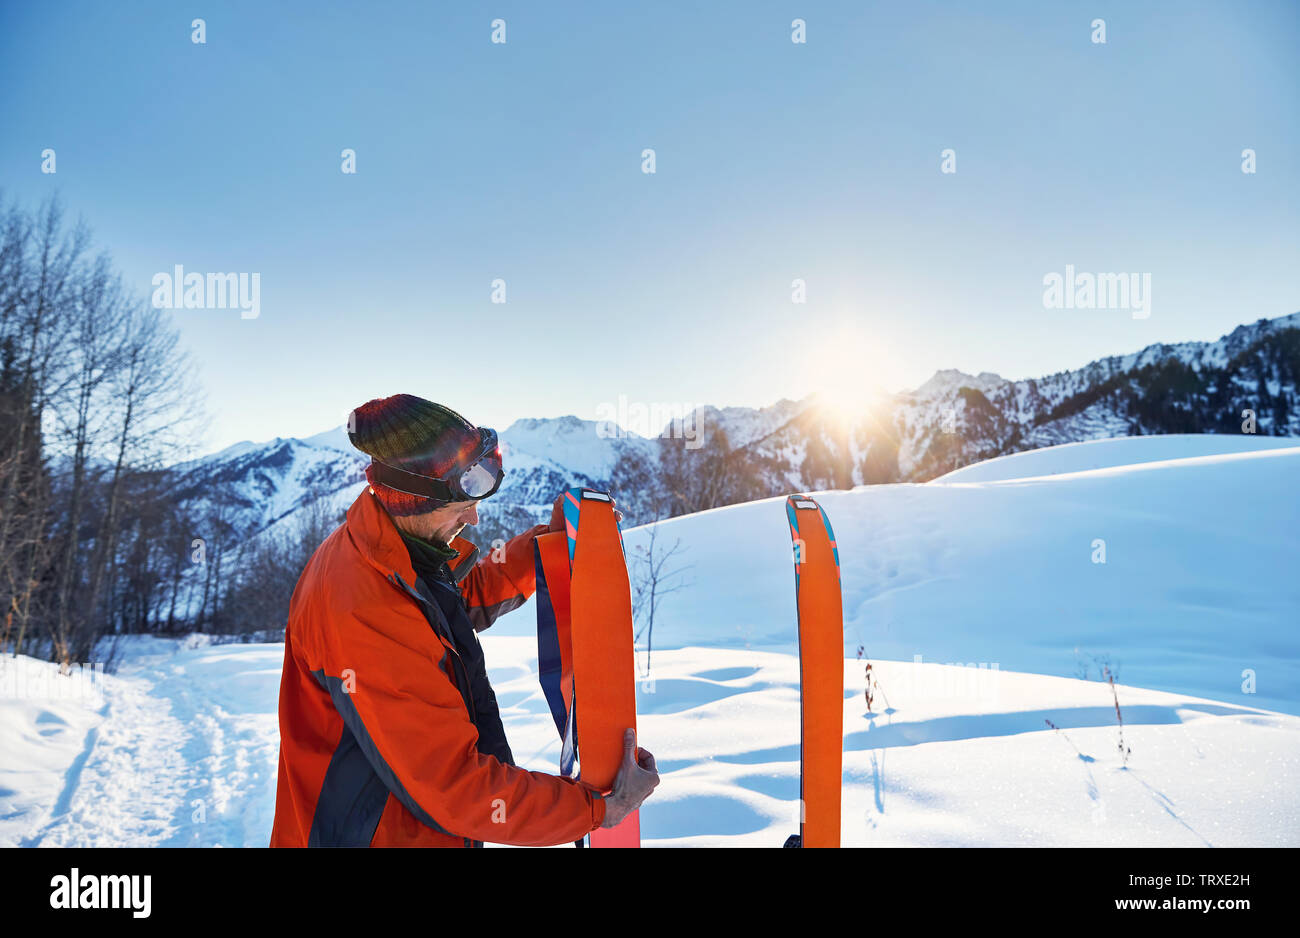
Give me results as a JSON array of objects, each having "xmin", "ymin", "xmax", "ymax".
[{"xmin": 2, "ymin": 0, "xmax": 1297, "ymax": 455}]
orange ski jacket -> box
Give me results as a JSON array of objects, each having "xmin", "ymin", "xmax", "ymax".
[{"xmin": 270, "ymin": 488, "xmax": 607, "ymax": 847}]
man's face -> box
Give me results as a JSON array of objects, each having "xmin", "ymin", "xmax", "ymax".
[{"xmin": 428, "ymin": 498, "xmax": 480, "ymax": 544}]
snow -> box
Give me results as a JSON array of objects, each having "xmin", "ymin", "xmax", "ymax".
[
  {"xmin": 250, "ymin": 440, "xmax": 361, "ymax": 526},
  {"xmin": 494, "ymin": 440, "xmax": 1300, "ymax": 716},
  {"xmin": 3, "ymin": 434, "xmax": 1297, "ymax": 847},
  {"xmin": 680, "ymin": 398, "xmax": 809, "ymax": 449},
  {"xmin": 0, "ymin": 657, "xmax": 109, "ymax": 847},
  {"xmin": 913, "ymin": 369, "xmax": 1008, "ymax": 400},
  {"xmin": 1104, "ymin": 311, "xmax": 1300, "ymax": 377},
  {"xmin": 503, "ymin": 416, "xmax": 649, "ymax": 481},
  {"xmin": 297, "ymin": 424, "xmax": 355, "ymax": 453},
  {"xmin": 1, "ymin": 638, "xmax": 280, "ymax": 847},
  {"xmin": 881, "ymin": 311, "xmax": 1300, "ymax": 477},
  {"xmin": 167, "ymin": 438, "xmax": 263, "ymax": 473},
  {"xmin": 933, "ymin": 433, "xmax": 1299, "ymax": 483}
]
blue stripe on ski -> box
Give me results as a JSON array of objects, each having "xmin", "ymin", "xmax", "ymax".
[
  {"xmin": 563, "ymin": 487, "xmax": 583, "ymax": 565},
  {"xmin": 817, "ymin": 503, "xmax": 841, "ymax": 577}
]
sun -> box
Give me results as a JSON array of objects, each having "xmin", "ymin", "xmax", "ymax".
[{"xmin": 803, "ymin": 326, "xmax": 895, "ymax": 427}]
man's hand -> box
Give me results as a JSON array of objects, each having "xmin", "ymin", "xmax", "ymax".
[
  {"xmin": 600, "ymin": 729, "xmax": 658, "ymax": 828},
  {"xmin": 549, "ymin": 490, "xmax": 622, "ymax": 532},
  {"xmin": 548, "ymin": 492, "xmax": 566, "ymax": 532}
]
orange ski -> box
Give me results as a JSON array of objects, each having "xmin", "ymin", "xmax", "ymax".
[{"xmin": 784, "ymin": 495, "xmax": 844, "ymax": 848}]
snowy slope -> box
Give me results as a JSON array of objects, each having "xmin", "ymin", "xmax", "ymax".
[
  {"xmin": 933, "ymin": 434, "xmax": 1300, "ymax": 483},
  {"xmin": 0, "ymin": 638, "xmax": 279, "ymax": 847},
  {"xmin": 494, "ymin": 643, "xmax": 1298, "ymax": 847},
  {"xmin": 5, "ymin": 638, "xmax": 1294, "ymax": 848},
  {"xmin": 5, "ymin": 434, "xmax": 1297, "ymax": 847},
  {"xmin": 494, "ymin": 440, "xmax": 1300, "ymax": 716},
  {"xmin": 0, "ymin": 657, "xmax": 109, "ymax": 847}
]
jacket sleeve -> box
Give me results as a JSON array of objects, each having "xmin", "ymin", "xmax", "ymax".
[
  {"xmin": 314, "ymin": 587, "xmax": 606, "ymax": 846},
  {"xmin": 459, "ymin": 523, "xmax": 549, "ymax": 632}
]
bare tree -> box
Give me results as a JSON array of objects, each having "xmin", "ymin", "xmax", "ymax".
[
  {"xmin": 629, "ymin": 520, "xmax": 690, "ymax": 677},
  {"xmin": 219, "ymin": 490, "xmax": 338, "ymax": 641},
  {"xmin": 0, "ymin": 196, "xmax": 88, "ymax": 660},
  {"xmin": 609, "ymin": 442, "xmax": 669, "ymax": 528},
  {"xmin": 156, "ymin": 490, "xmax": 202, "ymax": 634},
  {"xmin": 47, "ymin": 253, "xmax": 130, "ymax": 665},
  {"xmin": 0, "ymin": 195, "xmax": 204, "ymax": 665},
  {"xmin": 195, "ymin": 482, "xmax": 241, "ymax": 634},
  {"xmin": 655, "ymin": 422, "xmax": 772, "ymax": 518},
  {"xmin": 86, "ymin": 301, "xmax": 202, "ymax": 646}
]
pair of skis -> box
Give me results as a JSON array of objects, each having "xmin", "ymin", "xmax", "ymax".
[
  {"xmin": 535, "ymin": 488, "xmax": 640, "ymax": 848},
  {"xmin": 533, "ymin": 488, "xmax": 844, "ymax": 848}
]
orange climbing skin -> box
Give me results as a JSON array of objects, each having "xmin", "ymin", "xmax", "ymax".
[
  {"xmin": 567, "ymin": 494, "xmax": 641, "ymax": 847},
  {"xmin": 791, "ymin": 499, "xmax": 844, "ymax": 848}
]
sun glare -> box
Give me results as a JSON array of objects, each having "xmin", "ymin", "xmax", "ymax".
[{"xmin": 806, "ymin": 326, "xmax": 895, "ymax": 427}]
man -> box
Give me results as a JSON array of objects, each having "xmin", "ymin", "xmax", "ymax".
[{"xmin": 270, "ymin": 394, "xmax": 658, "ymax": 847}]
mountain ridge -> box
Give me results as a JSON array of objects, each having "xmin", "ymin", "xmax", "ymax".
[{"xmin": 169, "ymin": 311, "xmax": 1300, "ymax": 550}]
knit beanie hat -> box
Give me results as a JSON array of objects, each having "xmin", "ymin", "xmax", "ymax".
[{"xmin": 348, "ymin": 394, "xmax": 484, "ymax": 517}]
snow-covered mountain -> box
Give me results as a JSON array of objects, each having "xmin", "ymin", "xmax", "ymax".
[
  {"xmin": 169, "ymin": 415, "xmax": 658, "ymax": 549},
  {"xmin": 168, "ymin": 311, "xmax": 1300, "ymax": 547},
  {"xmin": 767, "ymin": 310, "xmax": 1300, "ymax": 488}
]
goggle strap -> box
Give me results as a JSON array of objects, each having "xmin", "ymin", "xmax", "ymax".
[{"xmin": 368, "ymin": 459, "xmax": 457, "ymax": 501}]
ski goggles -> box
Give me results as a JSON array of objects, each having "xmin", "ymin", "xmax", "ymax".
[{"xmin": 368, "ymin": 427, "xmax": 505, "ymax": 503}]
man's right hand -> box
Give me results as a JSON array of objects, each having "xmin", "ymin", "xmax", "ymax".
[{"xmin": 600, "ymin": 728, "xmax": 659, "ymax": 828}]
